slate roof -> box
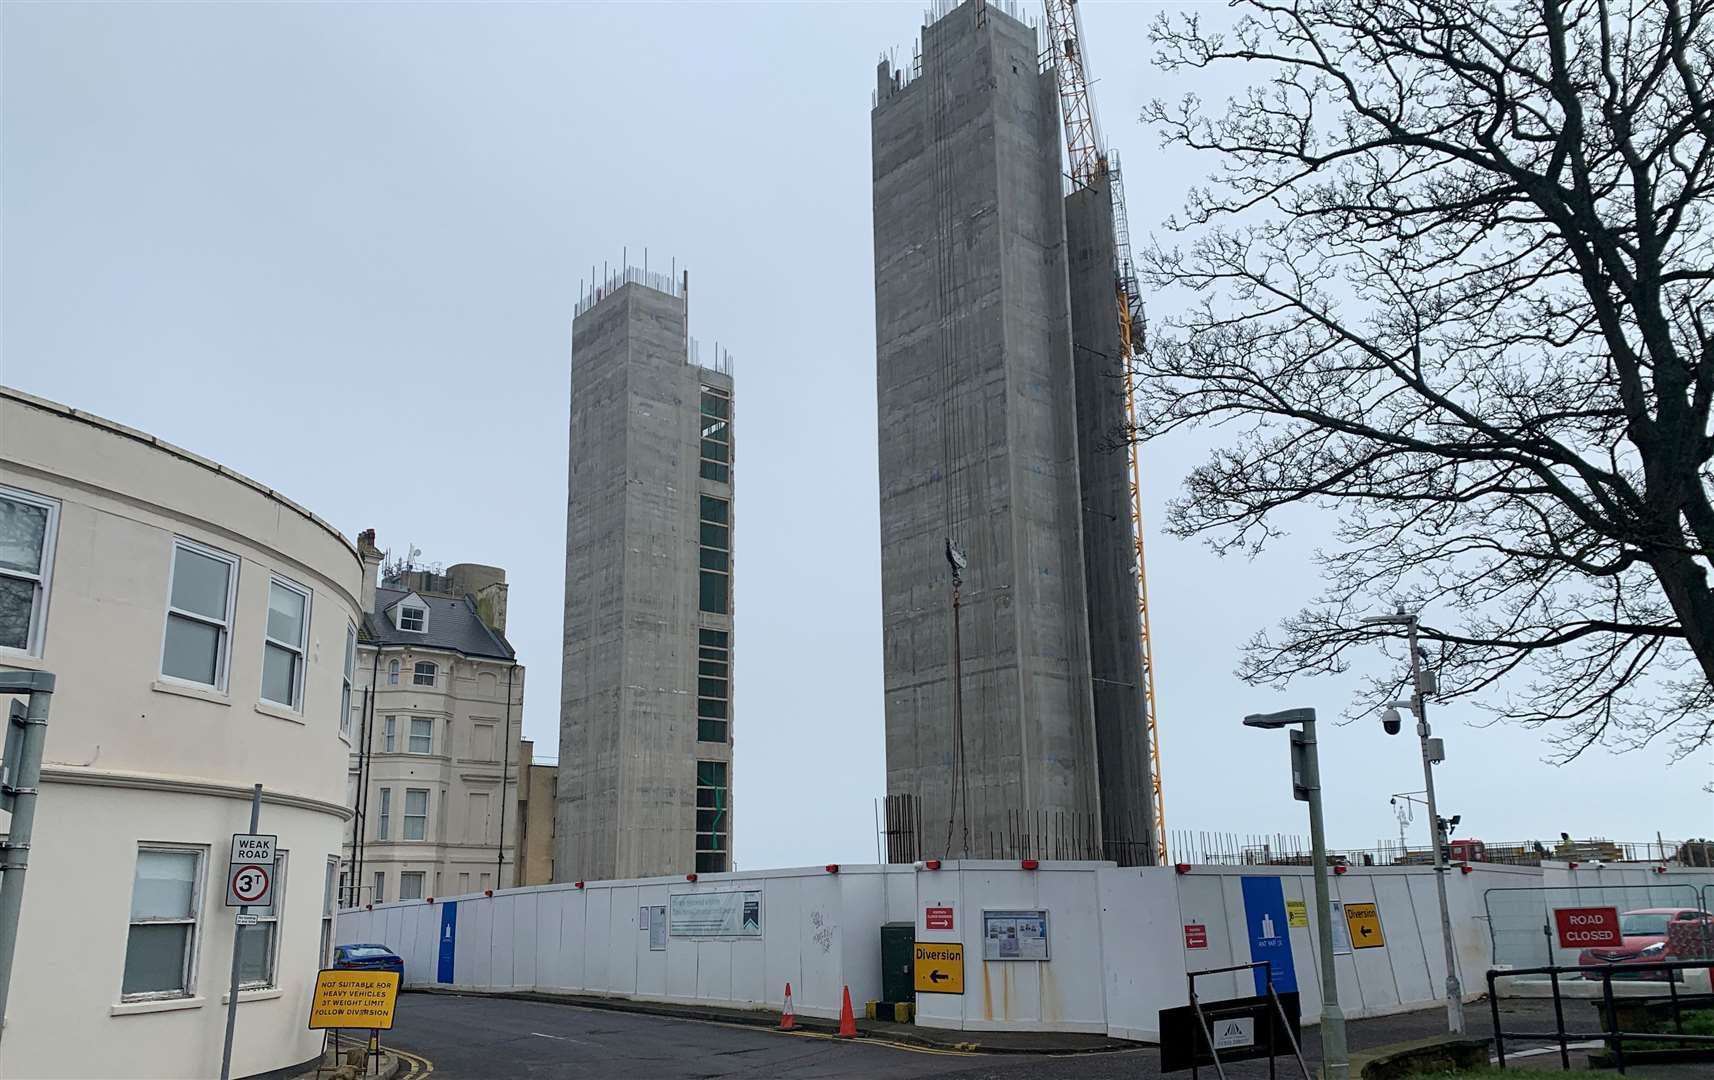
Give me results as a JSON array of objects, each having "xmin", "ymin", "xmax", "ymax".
[{"xmin": 360, "ymin": 586, "xmax": 515, "ymax": 661}]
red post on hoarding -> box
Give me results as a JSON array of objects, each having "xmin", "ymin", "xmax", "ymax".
[{"xmin": 1553, "ymin": 906, "xmax": 1622, "ymax": 948}]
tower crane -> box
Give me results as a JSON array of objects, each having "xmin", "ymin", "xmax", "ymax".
[{"xmin": 1041, "ymin": 0, "xmax": 1168, "ymax": 863}]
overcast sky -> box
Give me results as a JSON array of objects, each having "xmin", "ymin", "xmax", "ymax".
[{"xmin": 5, "ymin": 1, "xmax": 1708, "ymax": 871}]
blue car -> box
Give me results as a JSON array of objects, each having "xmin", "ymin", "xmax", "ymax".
[{"xmin": 332, "ymin": 943, "xmax": 403, "ymax": 976}]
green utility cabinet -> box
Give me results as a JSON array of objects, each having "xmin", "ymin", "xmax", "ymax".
[{"xmin": 880, "ymin": 921, "xmax": 916, "ymax": 1004}]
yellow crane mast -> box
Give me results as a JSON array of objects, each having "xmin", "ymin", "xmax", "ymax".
[{"xmin": 1041, "ymin": 0, "xmax": 1168, "ymax": 863}]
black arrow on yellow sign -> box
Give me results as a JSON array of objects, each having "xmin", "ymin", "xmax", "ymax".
[{"xmin": 928, "ymin": 970, "xmax": 949, "ymax": 984}]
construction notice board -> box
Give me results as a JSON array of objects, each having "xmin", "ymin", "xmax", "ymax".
[
  {"xmin": 1343, "ymin": 902, "xmax": 1385, "ymax": 949},
  {"xmin": 914, "ymin": 942, "xmax": 964, "ymax": 993},
  {"xmin": 308, "ymin": 969, "xmax": 400, "ymax": 1030}
]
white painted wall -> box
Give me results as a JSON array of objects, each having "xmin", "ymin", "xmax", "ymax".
[{"xmin": 1, "ymin": 389, "xmax": 361, "ymax": 1080}]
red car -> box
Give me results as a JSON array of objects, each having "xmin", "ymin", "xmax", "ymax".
[{"xmin": 1578, "ymin": 908, "xmax": 1714, "ymax": 979}]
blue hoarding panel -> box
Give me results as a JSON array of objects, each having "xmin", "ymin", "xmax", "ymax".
[
  {"xmin": 437, "ymin": 901, "xmax": 458, "ymax": 984},
  {"xmin": 1240, "ymin": 876, "xmax": 1298, "ymax": 995}
]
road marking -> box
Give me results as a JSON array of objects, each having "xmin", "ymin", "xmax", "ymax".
[
  {"xmin": 531, "ymin": 1031, "xmax": 594, "ymax": 1045},
  {"xmin": 384, "ymin": 1046, "xmax": 435, "ymax": 1078}
]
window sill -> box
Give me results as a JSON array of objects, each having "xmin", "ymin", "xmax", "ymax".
[
  {"xmin": 151, "ymin": 680, "xmax": 231, "ymax": 706},
  {"xmin": 254, "ymin": 701, "xmax": 305, "ymax": 725},
  {"xmin": 111, "ymin": 995, "xmax": 206, "ymax": 1016},
  {"xmin": 220, "ymin": 987, "xmax": 283, "ymax": 1005}
]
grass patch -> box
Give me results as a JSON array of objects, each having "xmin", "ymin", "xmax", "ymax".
[{"xmin": 1617, "ymin": 1006, "xmax": 1714, "ymax": 1051}]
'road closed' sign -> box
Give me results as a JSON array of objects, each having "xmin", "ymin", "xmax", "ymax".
[{"xmin": 1554, "ymin": 906, "xmax": 1622, "ymax": 948}]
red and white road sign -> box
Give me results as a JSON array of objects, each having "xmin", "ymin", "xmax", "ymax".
[
  {"xmin": 1553, "ymin": 906, "xmax": 1622, "ymax": 948},
  {"xmin": 1184, "ymin": 923, "xmax": 1209, "ymax": 949},
  {"xmin": 925, "ymin": 907, "xmax": 955, "ymax": 931},
  {"xmin": 230, "ymin": 863, "xmax": 270, "ymax": 905},
  {"xmin": 226, "ymin": 832, "xmax": 277, "ymax": 907}
]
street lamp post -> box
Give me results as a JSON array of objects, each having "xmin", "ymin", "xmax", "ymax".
[
  {"xmin": 1363, "ymin": 610, "xmax": 1466, "ymax": 1035},
  {"xmin": 1242, "ymin": 707, "xmax": 1347, "ymax": 1080}
]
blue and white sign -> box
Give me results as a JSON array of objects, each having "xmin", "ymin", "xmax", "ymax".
[
  {"xmin": 1240, "ymin": 876, "xmax": 1298, "ymax": 995},
  {"xmin": 437, "ymin": 901, "xmax": 458, "ymax": 984}
]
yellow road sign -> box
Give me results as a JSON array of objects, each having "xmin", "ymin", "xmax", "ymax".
[
  {"xmin": 308, "ymin": 968, "xmax": 401, "ymax": 1029},
  {"xmin": 914, "ymin": 942, "xmax": 965, "ymax": 994},
  {"xmin": 1344, "ymin": 902, "xmax": 1385, "ymax": 949}
]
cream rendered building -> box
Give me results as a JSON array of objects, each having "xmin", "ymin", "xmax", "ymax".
[
  {"xmin": 344, "ymin": 546, "xmax": 523, "ymax": 904},
  {"xmin": 0, "ymin": 388, "xmax": 360, "ymax": 1079}
]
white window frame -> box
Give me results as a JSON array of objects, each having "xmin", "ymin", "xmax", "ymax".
[
  {"xmin": 403, "ymin": 787, "xmax": 429, "ymax": 841},
  {"xmin": 373, "ymin": 871, "xmax": 386, "ymax": 904},
  {"xmin": 387, "ymin": 658, "xmax": 400, "ymax": 685},
  {"xmin": 383, "ymin": 715, "xmax": 396, "ymax": 753},
  {"xmin": 377, "ymin": 787, "xmax": 391, "ymax": 840},
  {"xmin": 412, "ymin": 660, "xmax": 437, "ymax": 687},
  {"xmin": 0, "ymin": 485, "xmax": 60, "ymax": 659},
  {"xmin": 159, "ymin": 538, "xmax": 240, "ymax": 691},
  {"xmin": 399, "ymin": 871, "xmax": 425, "ymax": 900},
  {"xmin": 121, "ymin": 844, "xmax": 207, "ymax": 1002},
  {"xmin": 237, "ymin": 851, "xmax": 286, "ymax": 990},
  {"xmin": 260, "ymin": 575, "xmax": 312, "ymax": 711},
  {"xmin": 339, "ymin": 623, "xmax": 356, "ymax": 739},
  {"xmin": 322, "ymin": 856, "xmax": 339, "ymax": 964},
  {"xmin": 399, "ymin": 605, "xmax": 426, "ymax": 633},
  {"xmin": 407, "ymin": 717, "xmax": 433, "ymax": 755}
]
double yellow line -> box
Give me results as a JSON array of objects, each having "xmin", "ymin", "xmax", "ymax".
[{"xmin": 384, "ymin": 1045, "xmax": 436, "ymax": 1078}]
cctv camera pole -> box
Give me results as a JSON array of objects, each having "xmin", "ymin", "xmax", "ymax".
[{"xmin": 1406, "ymin": 616, "xmax": 1465, "ymax": 1035}]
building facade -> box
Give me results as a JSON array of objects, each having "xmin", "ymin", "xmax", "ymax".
[
  {"xmin": 514, "ymin": 737, "xmax": 557, "ymax": 886},
  {"xmin": 557, "ymin": 267, "xmax": 735, "ymax": 883},
  {"xmin": 0, "ymin": 388, "xmax": 360, "ymax": 1079},
  {"xmin": 344, "ymin": 545, "xmax": 523, "ymax": 904},
  {"xmin": 871, "ymin": 0, "xmax": 1154, "ymax": 863}
]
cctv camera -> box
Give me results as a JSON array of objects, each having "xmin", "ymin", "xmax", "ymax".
[{"xmin": 1382, "ymin": 707, "xmax": 1403, "ymax": 735}]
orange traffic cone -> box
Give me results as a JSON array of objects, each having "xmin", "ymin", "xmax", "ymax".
[
  {"xmin": 837, "ymin": 985, "xmax": 857, "ymax": 1038},
  {"xmin": 779, "ymin": 982, "xmax": 797, "ymax": 1031}
]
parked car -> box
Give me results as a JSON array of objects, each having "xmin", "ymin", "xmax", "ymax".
[
  {"xmin": 332, "ymin": 943, "xmax": 404, "ymax": 976},
  {"xmin": 1578, "ymin": 908, "xmax": 1714, "ymax": 979}
]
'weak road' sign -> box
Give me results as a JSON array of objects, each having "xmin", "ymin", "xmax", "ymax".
[
  {"xmin": 226, "ymin": 832, "xmax": 277, "ymax": 908},
  {"xmin": 1554, "ymin": 906, "xmax": 1622, "ymax": 948},
  {"xmin": 1343, "ymin": 902, "xmax": 1386, "ymax": 949},
  {"xmin": 914, "ymin": 942, "xmax": 964, "ymax": 994}
]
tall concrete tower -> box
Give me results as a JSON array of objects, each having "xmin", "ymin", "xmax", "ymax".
[
  {"xmin": 557, "ymin": 267, "xmax": 735, "ymax": 883},
  {"xmin": 871, "ymin": 0, "xmax": 1154, "ymax": 863}
]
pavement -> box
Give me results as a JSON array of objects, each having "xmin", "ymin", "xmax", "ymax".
[{"xmin": 377, "ymin": 991, "xmax": 1645, "ymax": 1079}]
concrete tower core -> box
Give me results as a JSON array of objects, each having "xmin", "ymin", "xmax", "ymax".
[
  {"xmin": 872, "ymin": 0, "xmax": 1154, "ymax": 864},
  {"xmin": 557, "ymin": 268, "xmax": 735, "ymax": 883}
]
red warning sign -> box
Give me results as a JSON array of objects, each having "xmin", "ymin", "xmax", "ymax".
[
  {"xmin": 1184, "ymin": 923, "xmax": 1209, "ymax": 949},
  {"xmin": 1554, "ymin": 906, "xmax": 1621, "ymax": 948},
  {"xmin": 925, "ymin": 907, "xmax": 955, "ymax": 931}
]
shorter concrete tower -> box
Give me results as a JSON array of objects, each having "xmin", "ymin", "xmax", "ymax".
[{"xmin": 557, "ymin": 267, "xmax": 735, "ymax": 883}]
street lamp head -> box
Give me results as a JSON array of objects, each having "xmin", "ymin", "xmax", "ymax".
[
  {"xmin": 1361, "ymin": 612, "xmax": 1415, "ymax": 627},
  {"xmin": 1242, "ymin": 707, "xmax": 1316, "ymax": 729}
]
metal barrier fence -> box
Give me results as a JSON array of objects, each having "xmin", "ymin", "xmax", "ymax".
[
  {"xmin": 1485, "ymin": 884, "xmax": 1708, "ymax": 970},
  {"xmin": 1489, "ymin": 959, "xmax": 1714, "ymax": 1073}
]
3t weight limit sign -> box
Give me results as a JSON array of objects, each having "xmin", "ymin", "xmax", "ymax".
[{"xmin": 226, "ymin": 832, "xmax": 277, "ymax": 907}]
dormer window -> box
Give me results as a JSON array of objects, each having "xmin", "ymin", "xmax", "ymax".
[{"xmin": 399, "ymin": 605, "xmax": 426, "ymax": 632}]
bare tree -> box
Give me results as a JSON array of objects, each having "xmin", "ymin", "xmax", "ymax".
[{"xmin": 1137, "ymin": 0, "xmax": 1714, "ymax": 757}]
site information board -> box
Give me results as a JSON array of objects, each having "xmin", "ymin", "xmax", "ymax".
[
  {"xmin": 308, "ymin": 969, "xmax": 400, "ymax": 1030},
  {"xmin": 670, "ymin": 890, "xmax": 762, "ymax": 937},
  {"xmin": 983, "ymin": 910, "xmax": 1049, "ymax": 961}
]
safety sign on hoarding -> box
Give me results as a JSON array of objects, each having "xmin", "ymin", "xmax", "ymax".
[
  {"xmin": 925, "ymin": 906, "xmax": 955, "ymax": 931},
  {"xmin": 225, "ymin": 832, "xmax": 276, "ymax": 907},
  {"xmin": 1553, "ymin": 906, "xmax": 1621, "ymax": 948},
  {"xmin": 1184, "ymin": 923, "xmax": 1209, "ymax": 949},
  {"xmin": 1343, "ymin": 902, "xmax": 1385, "ymax": 949},
  {"xmin": 914, "ymin": 942, "xmax": 965, "ymax": 993}
]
